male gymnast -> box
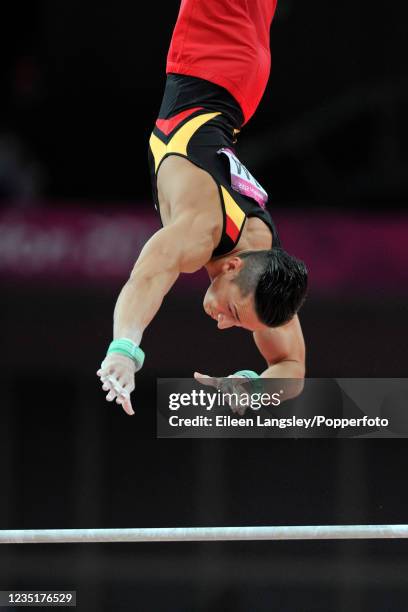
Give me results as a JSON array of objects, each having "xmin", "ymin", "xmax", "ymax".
[{"xmin": 97, "ymin": 0, "xmax": 308, "ymax": 415}]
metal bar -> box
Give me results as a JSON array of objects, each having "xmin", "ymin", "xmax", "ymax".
[{"xmin": 1, "ymin": 525, "xmax": 408, "ymax": 544}]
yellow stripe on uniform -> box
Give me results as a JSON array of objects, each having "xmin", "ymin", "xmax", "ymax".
[
  {"xmin": 149, "ymin": 132, "xmax": 167, "ymax": 173},
  {"xmin": 149, "ymin": 112, "xmax": 220, "ymax": 173},
  {"xmin": 221, "ymin": 186, "xmax": 245, "ymax": 229},
  {"xmin": 167, "ymin": 112, "xmax": 219, "ymax": 157}
]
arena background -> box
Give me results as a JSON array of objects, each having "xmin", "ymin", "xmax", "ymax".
[{"xmin": 1, "ymin": 1, "xmax": 407, "ymax": 610}]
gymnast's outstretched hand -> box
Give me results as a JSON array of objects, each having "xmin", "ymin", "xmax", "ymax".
[
  {"xmin": 194, "ymin": 371, "xmax": 251, "ymax": 416},
  {"xmin": 97, "ymin": 353, "xmax": 136, "ymax": 416}
]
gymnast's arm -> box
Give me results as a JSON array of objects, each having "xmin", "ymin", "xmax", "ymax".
[
  {"xmin": 253, "ymin": 314, "xmax": 306, "ymax": 399},
  {"xmin": 97, "ymin": 212, "xmax": 218, "ymax": 414},
  {"xmin": 114, "ymin": 214, "xmax": 216, "ymax": 342}
]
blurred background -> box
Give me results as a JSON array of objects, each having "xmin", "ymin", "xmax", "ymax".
[{"xmin": 1, "ymin": 1, "xmax": 408, "ymax": 610}]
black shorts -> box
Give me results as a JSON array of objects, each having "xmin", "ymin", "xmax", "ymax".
[{"xmin": 148, "ymin": 74, "xmax": 281, "ymax": 258}]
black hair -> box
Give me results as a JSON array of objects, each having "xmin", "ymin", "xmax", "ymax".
[{"xmin": 234, "ymin": 248, "xmax": 308, "ymax": 327}]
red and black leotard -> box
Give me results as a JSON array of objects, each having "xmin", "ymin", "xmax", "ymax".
[{"xmin": 148, "ymin": 0, "xmax": 281, "ymax": 258}]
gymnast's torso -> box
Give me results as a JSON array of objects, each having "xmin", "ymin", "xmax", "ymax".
[
  {"xmin": 156, "ymin": 154, "xmax": 275, "ymax": 262},
  {"xmin": 148, "ymin": 74, "xmax": 282, "ymax": 260}
]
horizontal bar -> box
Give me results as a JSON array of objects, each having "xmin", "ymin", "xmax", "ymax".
[{"xmin": 1, "ymin": 525, "xmax": 408, "ymax": 544}]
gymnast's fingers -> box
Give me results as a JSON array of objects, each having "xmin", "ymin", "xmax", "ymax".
[
  {"xmin": 194, "ymin": 372, "xmax": 220, "ymax": 388},
  {"xmin": 115, "ymin": 392, "xmax": 134, "ymax": 416}
]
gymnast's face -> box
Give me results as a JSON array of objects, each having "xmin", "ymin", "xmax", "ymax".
[{"xmin": 203, "ymin": 258, "xmax": 263, "ymax": 331}]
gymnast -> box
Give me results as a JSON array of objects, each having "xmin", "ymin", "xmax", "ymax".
[{"xmin": 97, "ymin": 0, "xmax": 308, "ymax": 414}]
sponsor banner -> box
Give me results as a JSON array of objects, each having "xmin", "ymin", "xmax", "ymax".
[{"xmin": 0, "ymin": 206, "xmax": 407, "ymax": 294}]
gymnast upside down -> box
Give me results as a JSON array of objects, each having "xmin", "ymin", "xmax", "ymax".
[{"xmin": 97, "ymin": 0, "xmax": 308, "ymax": 414}]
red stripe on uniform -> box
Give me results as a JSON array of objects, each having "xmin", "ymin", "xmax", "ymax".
[
  {"xmin": 156, "ymin": 107, "xmax": 204, "ymax": 136},
  {"xmin": 225, "ymin": 216, "xmax": 240, "ymax": 242}
]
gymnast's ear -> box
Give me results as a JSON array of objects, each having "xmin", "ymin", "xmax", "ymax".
[{"xmin": 221, "ymin": 256, "xmax": 244, "ymax": 275}]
